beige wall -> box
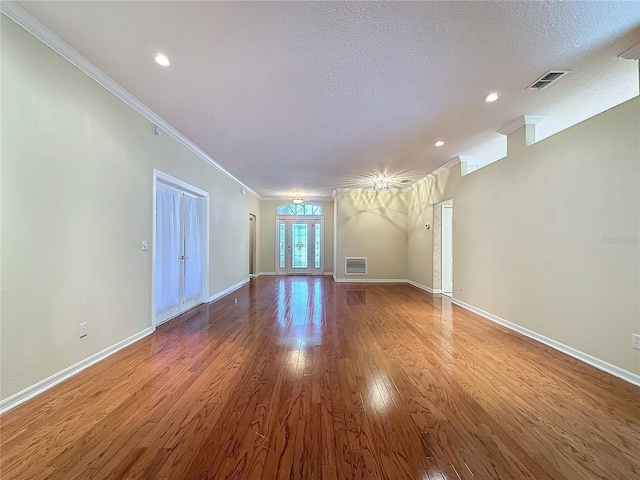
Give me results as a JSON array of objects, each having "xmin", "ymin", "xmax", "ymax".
[
  {"xmin": 259, "ymin": 200, "xmax": 334, "ymax": 274},
  {"xmin": 1, "ymin": 18, "xmax": 260, "ymax": 400},
  {"xmin": 407, "ymin": 166, "xmax": 461, "ymax": 288},
  {"xmin": 335, "ymin": 189, "xmax": 408, "ymax": 280},
  {"xmin": 407, "ymin": 97, "xmax": 640, "ymax": 375}
]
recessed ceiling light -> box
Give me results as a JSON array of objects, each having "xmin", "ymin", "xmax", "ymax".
[
  {"xmin": 434, "ymin": 140, "xmax": 444, "ymax": 147},
  {"xmin": 484, "ymin": 92, "xmax": 500, "ymax": 103},
  {"xmin": 154, "ymin": 53, "xmax": 171, "ymax": 67}
]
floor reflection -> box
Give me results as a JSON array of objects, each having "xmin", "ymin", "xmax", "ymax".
[
  {"xmin": 366, "ymin": 372, "xmax": 395, "ymax": 415},
  {"xmin": 436, "ymin": 295, "xmax": 454, "ymax": 372},
  {"xmin": 276, "ymin": 277, "xmax": 324, "ymax": 352}
]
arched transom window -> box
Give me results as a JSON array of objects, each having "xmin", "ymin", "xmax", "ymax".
[{"xmin": 277, "ymin": 204, "xmax": 322, "ymax": 216}]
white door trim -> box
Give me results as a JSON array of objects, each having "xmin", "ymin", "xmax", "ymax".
[{"xmin": 152, "ymin": 169, "xmax": 209, "ymax": 328}]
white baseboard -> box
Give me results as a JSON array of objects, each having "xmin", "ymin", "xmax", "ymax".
[
  {"xmin": 334, "ymin": 277, "xmax": 409, "ymax": 283},
  {"xmin": 257, "ymin": 272, "xmax": 276, "ymax": 277},
  {"xmin": 0, "ymin": 326, "xmax": 155, "ymax": 414},
  {"xmin": 451, "ymin": 298, "xmax": 640, "ymax": 388},
  {"xmin": 407, "ymin": 280, "xmax": 442, "ymax": 294},
  {"xmin": 323, "ymin": 272, "xmax": 334, "ymax": 276},
  {"xmin": 208, "ymin": 278, "xmax": 249, "ymax": 303}
]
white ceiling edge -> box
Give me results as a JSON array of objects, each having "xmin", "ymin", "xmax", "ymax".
[
  {"xmin": 498, "ymin": 115, "xmax": 546, "ymax": 136},
  {"xmin": 619, "ymin": 43, "xmax": 640, "ymax": 60},
  {"xmin": 430, "ymin": 156, "xmax": 464, "ymax": 177},
  {"xmin": 407, "ymin": 115, "xmax": 546, "ymax": 192},
  {"xmin": 0, "ymin": 0, "xmax": 261, "ymax": 200},
  {"xmin": 410, "ymin": 157, "xmax": 463, "ymax": 191}
]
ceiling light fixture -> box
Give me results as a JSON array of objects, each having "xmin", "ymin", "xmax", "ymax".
[
  {"xmin": 484, "ymin": 92, "xmax": 500, "ymax": 103},
  {"xmin": 154, "ymin": 53, "xmax": 171, "ymax": 67},
  {"xmin": 434, "ymin": 140, "xmax": 444, "ymax": 147},
  {"xmin": 372, "ymin": 178, "xmax": 389, "ymax": 192},
  {"xmin": 293, "ymin": 195, "xmax": 304, "ymax": 204}
]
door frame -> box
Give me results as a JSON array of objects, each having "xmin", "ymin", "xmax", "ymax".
[
  {"xmin": 249, "ymin": 214, "xmax": 257, "ymax": 277},
  {"xmin": 152, "ymin": 169, "xmax": 210, "ymax": 328},
  {"xmin": 441, "ymin": 204, "xmax": 453, "ymax": 296},
  {"xmin": 275, "ymin": 216, "xmax": 324, "ymax": 275}
]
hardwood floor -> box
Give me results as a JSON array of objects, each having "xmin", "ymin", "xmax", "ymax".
[{"xmin": 1, "ymin": 276, "xmax": 639, "ymax": 479}]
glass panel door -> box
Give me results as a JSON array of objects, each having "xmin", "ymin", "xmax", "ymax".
[
  {"xmin": 155, "ymin": 182, "xmax": 205, "ymax": 325},
  {"xmin": 155, "ymin": 183, "xmax": 181, "ymax": 318},
  {"xmin": 275, "ymin": 218, "xmax": 323, "ymax": 275},
  {"xmin": 182, "ymin": 193, "xmax": 203, "ymax": 307},
  {"xmin": 314, "ymin": 223, "xmax": 321, "ymax": 269},
  {"xmin": 291, "ymin": 223, "xmax": 309, "ymax": 271},
  {"xmin": 279, "ymin": 222, "xmax": 286, "ymax": 269}
]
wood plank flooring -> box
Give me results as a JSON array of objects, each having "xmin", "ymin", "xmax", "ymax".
[{"xmin": 1, "ymin": 276, "xmax": 639, "ymax": 479}]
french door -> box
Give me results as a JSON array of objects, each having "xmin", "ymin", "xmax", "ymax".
[
  {"xmin": 154, "ymin": 179, "xmax": 206, "ymax": 325},
  {"xmin": 276, "ymin": 218, "xmax": 324, "ymax": 275}
]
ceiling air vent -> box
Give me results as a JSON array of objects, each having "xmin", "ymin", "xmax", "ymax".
[
  {"xmin": 400, "ymin": 179, "xmax": 411, "ymax": 184},
  {"xmin": 527, "ymin": 70, "xmax": 570, "ymax": 90},
  {"xmin": 345, "ymin": 257, "xmax": 367, "ymax": 275}
]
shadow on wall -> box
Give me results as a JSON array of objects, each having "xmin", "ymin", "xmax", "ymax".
[
  {"xmin": 407, "ymin": 178, "xmax": 435, "ymax": 229},
  {"xmin": 340, "ymin": 189, "xmax": 409, "ymax": 233}
]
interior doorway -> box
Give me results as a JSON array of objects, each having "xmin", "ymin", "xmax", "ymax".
[
  {"xmin": 441, "ymin": 204, "xmax": 453, "ymax": 296},
  {"xmin": 276, "ymin": 217, "xmax": 324, "ymax": 275},
  {"xmin": 153, "ymin": 171, "xmax": 208, "ymax": 326},
  {"xmin": 249, "ymin": 214, "xmax": 256, "ymax": 278}
]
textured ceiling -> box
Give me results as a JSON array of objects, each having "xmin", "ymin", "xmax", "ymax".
[{"xmin": 15, "ymin": 1, "xmax": 640, "ymax": 198}]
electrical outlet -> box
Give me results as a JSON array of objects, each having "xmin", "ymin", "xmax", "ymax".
[
  {"xmin": 633, "ymin": 333, "xmax": 640, "ymax": 350},
  {"xmin": 80, "ymin": 322, "xmax": 88, "ymax": 338}
]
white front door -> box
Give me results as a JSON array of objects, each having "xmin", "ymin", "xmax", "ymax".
[
  {"xmin": 155, "ymin": 181, "xmax": 205, "ymax": 325},
  {"xmin": 276, "ymin": 218, "xmax": 323, "ymax": 275},
  {"xmin": 441, "ymin": 205, "xmax": 453, "ymax": 296}
]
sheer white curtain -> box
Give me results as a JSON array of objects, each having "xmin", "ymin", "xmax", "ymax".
[
  {"xmin": 183, "ymin": 194, "xmax": 203, "ymax": 301},
  {"xmin": 155, "ymin": 183, "xmax": 181, "ymax": 314}
]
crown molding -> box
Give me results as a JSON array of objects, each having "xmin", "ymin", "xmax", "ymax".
[
  {"xmin": 1, "ymin": 1, "xmax": 260, "ymax": 199},
  {"xmin": 619, "ymin": 43, "xmax": 640, "ymax": 60},
  {"xmin": 430, "ymin": 156, "xmax": 462, "ymax": 177},
  {"xmin": 410, "ymin": 156, "xmax": 463, "ymax": 190},
  {"xmin": 498, "ymin": 115, "xmax": 546, "ymax": 136}
]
